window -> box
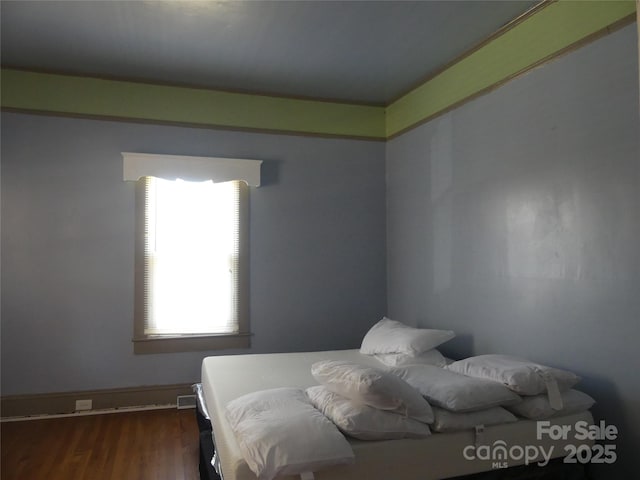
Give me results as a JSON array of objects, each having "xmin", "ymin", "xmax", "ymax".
[
  {"xmin": 145, "ymin": 177, "xmax": 240, "ymax": 336},
  {"xmin": 123, "ymin": 152, "xmax": 261, "ymax": 354}
]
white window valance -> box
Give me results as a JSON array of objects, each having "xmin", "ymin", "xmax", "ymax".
[{"xmin": 122, "ymin": 152, "xmax": 262, "ymax": 186}]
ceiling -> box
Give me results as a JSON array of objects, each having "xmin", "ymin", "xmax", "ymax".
[{"xmin": 1, "ymin": 0, "xmax": 537, "ymax": 105}]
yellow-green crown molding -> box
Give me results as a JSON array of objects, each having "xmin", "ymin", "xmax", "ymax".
[
  {"xmin": 385, "ymin": 0, "xmax": 637, "ymax": 138},
  {"xmin": 1, "ymin": 0, "xmax": 636, "ymax": 141},
  {"xmin": 0, "ymin": 70, "xmax": 387, "ymax": 140}
]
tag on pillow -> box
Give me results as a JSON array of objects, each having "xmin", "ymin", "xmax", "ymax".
[
  {"xmin": 300, "ymin": 472, "xmax": 315, "ymax": 480},
  {"xmin": 534, "ymin": 367, "xmax": 563, "ymax": 410},
  {"xmin": 474, "ymin": 425, "xmax": 485, "ymax": 447}
]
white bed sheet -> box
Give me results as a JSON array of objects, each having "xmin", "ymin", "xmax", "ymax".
[{"xmin": 201, "ymin": 349, "xmax": 593, "ymax": 480}]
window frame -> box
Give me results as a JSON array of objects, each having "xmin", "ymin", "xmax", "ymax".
[{"xmin": 133, "ymin": 177, "xmax": 251, "ymax": 354}]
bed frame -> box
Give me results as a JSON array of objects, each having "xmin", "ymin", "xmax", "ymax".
[{"xmin": 196, "ymin": 405, "xmax": 220, "ymax": 480}]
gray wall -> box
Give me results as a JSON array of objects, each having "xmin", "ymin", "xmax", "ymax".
[
  {"xmin": 386, "ymin": 25, "xmax": 639, "ymax": 477},
  {"xmin": 1, "ymin": 114, "xmax": 387, "ymax": 395}
]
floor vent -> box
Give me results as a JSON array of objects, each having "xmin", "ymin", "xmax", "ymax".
[{"xmin": 177, "ymin": 395, "xmax": 197, "ymax": 409}]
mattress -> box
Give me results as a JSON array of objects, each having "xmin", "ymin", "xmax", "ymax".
[{"xmin": 201, "ymin": 349, "xmax": 594, "ymax": 480}]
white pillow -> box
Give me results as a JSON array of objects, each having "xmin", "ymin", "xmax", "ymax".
[
  {"xmin": 390, "ymin": 365, "xmax": 521, "ymax": 413},
  {"xmin": 507, "ymin": 389, "xmax": 595, "ymax": 420},
  {"xmin": 375, "ymin": 349, "xmax": 448, "ymax": 368},
  {"xmin": 360, "ymin": 317, "xmax": 455, "ymax": 356},
  {"xmin": 311, "ymin": 360, "xmax": 434, "ymax": 423},
  {"xmin": 307, "ymin": 385, "xmax": 431, "ymax": 440},
  {"xmin": 225, "ymin": 388, "xmax": 354, "ymax": 480},
  {"xmin": 431, "ymin": 406, "xmax": 517, "ymax": 433},
  {"xmin": 446, "ymin": 355, "xmax": 581, "ymax": 396}
]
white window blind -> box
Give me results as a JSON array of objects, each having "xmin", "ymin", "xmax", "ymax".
[{"xmin": 143, "ymin": 177, "xmax": 240, "ymax": 335}]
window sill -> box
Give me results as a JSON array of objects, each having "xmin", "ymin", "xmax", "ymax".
[{"xmin": 133, "ymin": 333, "xmax": 251, "ymax": 354}]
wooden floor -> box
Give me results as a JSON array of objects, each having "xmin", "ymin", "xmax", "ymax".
[{"xmin": 1, "ymin": 408, "xmax": 199, "ymax": 480}]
